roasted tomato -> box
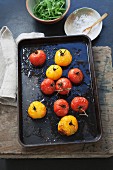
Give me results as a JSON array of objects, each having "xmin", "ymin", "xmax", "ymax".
[
  {"xmin": 71, "ymin": 97, "xmax": 89, "ymax": 117},
  {"xmin": 68, "ymin": 68, "xmax": 84, "ymax": 84},
  {"xmin": 56, "ymin": 78, "xmax": 72, "ymax": 95},
  {"xmin": 54, "ymin": 99, "xmax": 69, "ymax": 117},
  {"xmin": 28, "ymin": 101, "xmax": 46, "ymax": 119},
  {"xmin": 46, "ymin": 65, "xmax": 62, "ymax": 80},
  {"xmin": 29, "ymin": 50, "xmax": 46, "ymax": 66},
  {"xmin": 54, "ymin": 49, "xmax": 72, "ymax": 66},
  {"xmin": 41, "ymin": 78, "xmax": 55, "ymax": 95},
  {"xmin": 58, "ymin": 115, "xmax": 78, "ymax": 136}
]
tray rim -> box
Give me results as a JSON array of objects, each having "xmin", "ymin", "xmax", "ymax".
[{"xmin": 17, "ymin": 34, "xmax": 102, "ymax": 148}]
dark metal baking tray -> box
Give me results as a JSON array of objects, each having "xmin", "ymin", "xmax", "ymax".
[{"xmin": 18, "ymin": 35, "xmax": 102, "ymax": 147}]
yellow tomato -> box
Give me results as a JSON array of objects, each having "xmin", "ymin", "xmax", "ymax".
[
  {"xmin": 28, "ymin": 101, "xmax": 46, "ymax": 119},
  {"xmin": 46, "ymin": 65, "xmax": 62, "ymax": 80},
  {"xmin": 58, "ymin": 115, "xmax": 78, "ymax": 136},
  {"xmin": 54, "ymin": 49, "xmax": 72, "ymax": 66}
]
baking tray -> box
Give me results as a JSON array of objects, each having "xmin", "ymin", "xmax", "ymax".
[{"xmin": 18, "ymin": 35, "xmax": 102, "ymax": 147}]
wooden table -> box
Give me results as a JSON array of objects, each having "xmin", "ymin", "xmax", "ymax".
[{"xmin": 0, "ymin": 46, "xmax": 113, "ymax": 159}]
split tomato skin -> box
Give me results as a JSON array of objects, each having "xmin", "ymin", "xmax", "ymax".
[
  {"xmin": 71, "ymin": 97, "xmax": 89, "ymax": 113},
  {"xmin": 41, "ymin": 78, "xmax": 55, "ymax": 95},
  {"xmin": 56, "ymin": 78, "xmax": 72, "ymax": 95},
  {"xmin": 54, "ymin": 99, "xmax": 69, "ymax": 117},
  {"xmin": 68, "ymin": 68, "xmax": 84, "ymax": 84},
  {"xmin": 29, "ymin": 50, "xmax": 46, "ymax": 66}
]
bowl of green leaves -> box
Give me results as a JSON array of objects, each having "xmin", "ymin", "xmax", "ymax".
[{"xmin": 26, "ymin": 0, "xmax": 70, "ymax": 24}]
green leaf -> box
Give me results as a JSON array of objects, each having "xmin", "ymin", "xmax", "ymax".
[{"xmin": 33, "ymin": 0, "xmax": 66, "ymax": 20}]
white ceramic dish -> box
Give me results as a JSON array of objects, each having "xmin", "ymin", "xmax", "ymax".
[{"xmin": 64, "ymin": 7, "xmax": 103, "ymax": 40}]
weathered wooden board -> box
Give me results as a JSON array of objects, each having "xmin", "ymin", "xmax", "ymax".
[{"xmin": 0, "ymin": 46, "xmax": 113, "ymax": 158}]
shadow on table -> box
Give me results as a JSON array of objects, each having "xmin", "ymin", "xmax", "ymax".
[{"xmin": 0, "ymin": 157, "xmax": 113, "ymax": 170}]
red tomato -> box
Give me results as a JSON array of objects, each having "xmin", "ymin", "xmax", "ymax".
[
  {"xmin": 71, "ymin": 97, "xmax": 89, "ymax": 113},
  {"xmin": 41, "ymin": 78, "xmax": 55, "ymax": 95},
  {"xmin": 56, "ymin": 78, "xmax": 72, "ymax": 95},
  {"xmin": 68, "ymin": 68, "xmax": 84, "ymax": 84},
  {"xmin": 29, "ymin": 50, "xmax": 46, "ymax": 66},
  {"xmin": 54, "ymin": 99, "xmax": 69, "ymax": 117}
]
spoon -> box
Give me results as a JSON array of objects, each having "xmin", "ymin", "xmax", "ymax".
[{"xmin": 82, "ymin": 13, "xmax": 108, "ymax": 34}]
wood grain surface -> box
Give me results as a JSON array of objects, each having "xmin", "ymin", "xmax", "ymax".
[{"xmin": 0, "ymin": 46, "xmax": 113, "ymax": 158}]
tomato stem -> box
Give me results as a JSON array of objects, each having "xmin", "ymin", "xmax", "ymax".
[
  {"xmin": 59, "ymin": 104, "xmax": 66, "ymax": 108},
  {"xmin": 69, "ymin": 120, "xmax": 75, "ymax": 126},
  {"xmin": 75, "ymin": 71, "xmax": 80, "ymax": 75},
  {"xmin": 58, "ymin": 82, "xmax": 63, "ymax": 87},
  {"xmin": 55, "ymin": 88, "xmax": 71, "ymax": 92},
  {"xmin": 40, "ymin": 99, "xmax": 44, "ymax": 103},
  {"xmin": 35, "ymin": 50, "xmax": 38, "ymax": 54},
  {"xmin": 33, "ymin": 106, "xmax": 36, "ymax": 111},
  {"xmin": 53, "ymin": 67, "xmax": 58, "ymax": 71},
  {"xmin": 59, "ymin": 49, "xmax": 66, "ymax": 56},
  {"xmin": 50, "ymin": 83, "xmax": 55, "ymax": 87},
  {"xmin": 79, "ymin": 108, "xmax": 88, "ymax": 117}
]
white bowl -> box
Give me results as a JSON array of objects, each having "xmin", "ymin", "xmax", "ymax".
[{"xmin": 64, "ymin": 7, "xmax": 103, "ymax": 40}]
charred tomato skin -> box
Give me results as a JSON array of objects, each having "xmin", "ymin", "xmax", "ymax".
[
  {"xmin": 68, "ymin": 68, "xmax": 84, "ymax": 84},
  {"xmin": 41, "ymin": 78, "xmax": 55, "ymax": 95},
  {"xmin": 58, "ymin": 115, "xmax": 78, "ymax": 136},
  {"xmin": 71, "ymin": 97, "xmax": 89, "ymax": 113},
  {"xmin": 54, "ymin": 99, "xmax": 69, "ymax": 117},
  {"xmin": 56, "ymin": 78, "xmax": 72, "ymax": 95},
  {"xmin": 29, "ymin": 50, "xmax": 46, "ymax": 66}
]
